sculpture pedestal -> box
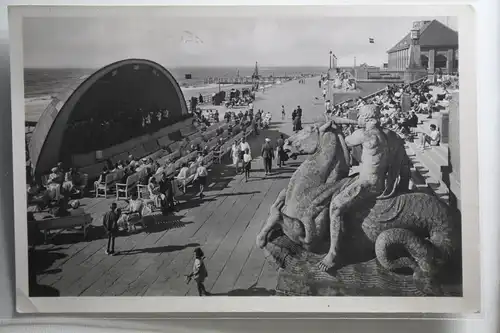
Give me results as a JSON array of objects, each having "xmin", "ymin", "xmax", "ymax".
[
  {"xmin": 265, "ymin": 234, "xmax": 461, "ymax": 297},
  {"xmin": 403, "ymin": 68, "xmax": 428, "ymax": 84}
]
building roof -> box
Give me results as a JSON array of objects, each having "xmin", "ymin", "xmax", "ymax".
[{"xmin": 387, "ymin": 20, "xmax": 458, "ymax": 53}]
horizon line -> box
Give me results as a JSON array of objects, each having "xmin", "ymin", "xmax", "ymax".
[{"xmin": 23, "ymin": 64, "xmax": 379, "ymax": 70}]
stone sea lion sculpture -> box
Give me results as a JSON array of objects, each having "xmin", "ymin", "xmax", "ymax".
[{"xmin": 256, "ymin": 116, "xmax": 461, "ymax": 295}]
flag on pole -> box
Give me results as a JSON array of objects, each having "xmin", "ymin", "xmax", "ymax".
[{"xmin": 369, "ymin": 38, "xmax": 375, "ymax": 44}]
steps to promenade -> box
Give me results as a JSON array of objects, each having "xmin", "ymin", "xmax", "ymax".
[
  {"xmin": 404, "ymin": 86, "xmax": 454, "ymax": 205},
  {"xmin": 252, "ymin": 77, "xmax": 454, "ymax": 204},
  {"xmin": 406, "ymin": 136, "xmax": 450, "ymax": 204}
]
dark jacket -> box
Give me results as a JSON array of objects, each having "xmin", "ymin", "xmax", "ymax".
[
  {"xmin": 276, "ymin": 138, "xmax": 284, "ymax": 149},
  {"xmin": 261, "ymin": 143, "xmax": 274, "ymax": 159},
  {"xmin": 102, "ymin": 210, "xmax": 119, "ymax": 232}
]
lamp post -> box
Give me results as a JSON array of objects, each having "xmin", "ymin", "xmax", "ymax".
[
  {"xmin": 329, "ymin": 50, "xmax": 333, "ymax": 70},
  {"xmin": 404, "ymin": 22, "xmax": 426, "ymax": 84},
  {"xmin": 408, "ymin": 22, "xmax": 422, "ymax": 69}
]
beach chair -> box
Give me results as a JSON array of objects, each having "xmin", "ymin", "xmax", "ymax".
[
  {"xmin": 95, "ymin": 173, "xmax": 115, "ymax": 198},
  {"xmin": 137, "ymin": 184, "xmax": 149, "ymax": 200},
  {"xmin": 164, "ymin": 165, "xmax": 177, "ymax": 179},
  {"xmin": 115, "ymin": 173, "xmax": 139, "ymax": 200},
  {"xmin": 175, "ymin": 167, "xmax": 196, "ymax": 193}
]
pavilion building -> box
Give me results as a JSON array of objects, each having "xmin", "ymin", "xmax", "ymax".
[{"xmin": 387, "ymin": 20, "xmax": 458, "ymax": 74}]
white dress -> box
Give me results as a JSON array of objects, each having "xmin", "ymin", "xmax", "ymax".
[{"xmin": 231, "ymin": 144, "xmax": 239, "ymax": 165}]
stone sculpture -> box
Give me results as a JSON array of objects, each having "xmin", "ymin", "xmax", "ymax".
[{"xmin": 256, "ymin": 106, "xmax": 461, "ymax": 296}]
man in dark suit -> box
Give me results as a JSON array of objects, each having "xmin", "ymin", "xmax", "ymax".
[
  {"xmin": 159, "ymin": 173, "xmax": 176, "ymax": 214},
  {"xmin": 103, "ymin": 203, "xmax": 119, "ymax": 255},
  {"xmin": 261, "ymin": 138, "xmax": 274, "ymax": 175},
  {"xmin": 296, "ymin": 106, "xmax": 303, "ymax": 131},
  {"xmin": 291, "ymin": 109, "xmax": 297, "ymax": 131}
]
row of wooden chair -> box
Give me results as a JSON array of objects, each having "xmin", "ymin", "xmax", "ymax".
[{"xmin": 95, "ymin": 120, "xmax": 253, "ymax": 200}]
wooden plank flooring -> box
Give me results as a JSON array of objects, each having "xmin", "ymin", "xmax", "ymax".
[
  {"xmin": 32, "ymin": 134, "xmax": 302, "ymax": 297},
  {"xmin": 30, "ymin": 76, "xmax": 327, "ymax": 297}
]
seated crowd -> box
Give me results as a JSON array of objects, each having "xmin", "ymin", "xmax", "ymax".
[
  {"xmin": 27, "ymin": 108, "xmax": 255, "ymax": 221},
  {"xmin": 326, "ymin": 77, "xmax": 448, "ymax": 148}
]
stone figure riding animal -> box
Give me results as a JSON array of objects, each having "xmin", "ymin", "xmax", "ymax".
[{"xmin": 256, "ymin": 109, "xmax": 460, "ymax": 286}]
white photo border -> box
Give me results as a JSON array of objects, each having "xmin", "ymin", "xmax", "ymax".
[{"xmin": 10, "ymin": 4, "xmax": 480, "ymax": 314}]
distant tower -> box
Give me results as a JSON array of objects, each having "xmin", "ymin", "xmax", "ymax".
[{"xmin": 252, "ymin": 62, "xmax": 259, "ymax": 80}]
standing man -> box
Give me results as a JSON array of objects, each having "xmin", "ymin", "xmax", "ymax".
[
  {"xmin": 103, "ymin": 203, "xmax": 119, "ymax": 255},
  {"xmin": 322, "ymin": 87, "xmax": 327, "ymax": 100},
  {"xmin": 318, "ymin": 79, "xmax": 322, "ymax": 88},
  {"xmin": 325, "ymin": 99, "xmax": 331, "ymax": 111},
  {"xmin": 239, "ymin": 138, "xmax": 251, "ymax": 172},
  {"xmin": 276, "ymin": 134, "xmax": 286, "ymax": 168},
  {"xmin": 296, "ymin": 105, "xmax": 303, "ymax": 131},
  {"xmin": 281, "ymin": 105, "xmax": 286, "ymax": 120},
  {"xmin": 159, "ymin": 173, "xmax": 176, "ymax": 213},
  {"xmin": 251, "ymin": 114, "xmax": 259, "ymax": 136},
  {"xmin": 325, "ymin": 100, "xmax": 331, "ymax": 120},
  {"xmin": 261, "ymin": 138, "xmax": 274, "ymax": 176}
]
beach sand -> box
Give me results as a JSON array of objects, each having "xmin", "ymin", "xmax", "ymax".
[{"xmin": 24, "ymin": 83, "xmax": 253, "ymax": 123}]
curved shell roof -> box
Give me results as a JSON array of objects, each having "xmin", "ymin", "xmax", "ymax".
[{"xmin": 28, "ymin": 58, "xmax": 188, "ymax": 175}]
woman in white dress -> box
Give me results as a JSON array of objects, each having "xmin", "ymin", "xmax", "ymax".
[
  {"xmin": 147, "ymin": 177, "xmax": 165, "ymax": 208},
  {"xmin": 231, "ymin": 140, "xmax": 240, "ymax": 174},
  {"xmin": 62, "ymin": 168, "xmax": 75, "ymax": 194},
  {"xmin": 46, "ymin": 167, "xmax": 62, "ymax": 201}
]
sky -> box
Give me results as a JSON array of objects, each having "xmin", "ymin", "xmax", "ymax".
[{"xmin": 23, "ymin": 16, "xmax": 458, "ymax": 69}]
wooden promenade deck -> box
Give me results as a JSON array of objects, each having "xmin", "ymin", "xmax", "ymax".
[
  {"xmin": 31, "ymin": 77, "xmax": 329, "ymax": 297},
  {"xmin": 30, "ymin": 77, "xmax": 455, "ymax": 297}
]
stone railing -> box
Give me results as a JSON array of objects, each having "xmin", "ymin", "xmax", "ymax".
[
  {"xmin": 333, "ymin": 76, "xmax": 427, "ymax": 107},
  {"xmin": 443, "ymin": 91, "xmax": 460, "ymax": 209}
]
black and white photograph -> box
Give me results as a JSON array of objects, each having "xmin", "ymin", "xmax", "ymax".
[{"xmin": 10, "ymin": 5, "xmax": 479, "ymax": 313}]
